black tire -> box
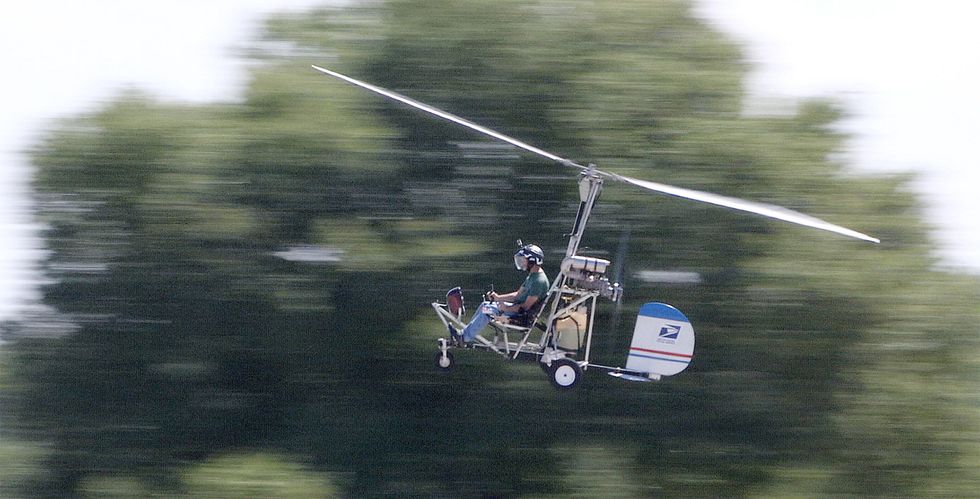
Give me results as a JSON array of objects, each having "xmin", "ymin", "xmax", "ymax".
[
  {"xmin": 548, "ymin": 358, "xmax": 582, "ymax": 390},
  {"xmin": 539, "ymin": 359, "xmax": 552, "ymax": 374},
  {"xmin": 435, "ymin": 351, "xmax": 455, "ymax": 373}
]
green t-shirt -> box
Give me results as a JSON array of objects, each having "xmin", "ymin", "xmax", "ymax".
[{"xmin": 515, "ymin": 270, "xmax": 550, "ymax": 308}]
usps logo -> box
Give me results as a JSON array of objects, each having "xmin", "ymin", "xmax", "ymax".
[{"xmin": 657, "ymin": 324, "xmax": 681, "ymax": 343}]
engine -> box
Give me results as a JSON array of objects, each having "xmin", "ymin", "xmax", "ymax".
[{"xmin": 561, "ymin": 256, "xmax": 623, "ymax": 301}]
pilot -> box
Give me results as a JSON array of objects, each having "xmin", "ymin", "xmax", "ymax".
[{"xmin": 455, "ymin": 243, "xmax": 550, "ymax": 345}]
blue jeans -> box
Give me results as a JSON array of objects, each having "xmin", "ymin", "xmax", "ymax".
[{"xmin": 462, "ymin": 301, "xmax": 519, "ymax": 341}]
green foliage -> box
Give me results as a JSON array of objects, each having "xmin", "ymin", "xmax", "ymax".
[
  {"xmin": 67, "ymin": 452, "xmax": 338, "ymax": 498},
  {"xmin": 0, "ymin": 437, "xmax": 50, "ymax": 498},
  {"xmin": 181, "ymin": 453, "xmax": 339, "ymax": 498},
  {"xmin": 2, "ymin": 0, "xmax": 978, "ymax": 497}
]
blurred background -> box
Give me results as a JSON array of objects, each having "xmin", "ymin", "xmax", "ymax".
[{"xmin": 1, "ymin": 1, "xmax": 978, "ymax": 497}]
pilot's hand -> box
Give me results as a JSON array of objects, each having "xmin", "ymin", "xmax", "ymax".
[{"xmin": 488, "ymin": 291, "xmax": 499, "ymax": 301}]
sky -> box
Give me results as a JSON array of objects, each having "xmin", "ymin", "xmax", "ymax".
[
  {"xmin": 1, "ymin": 0, "xmax": 978, "ymax": 322},
  {"xmin": 694, "ymin": 0, "xmax": 980, "ymax": 270}
]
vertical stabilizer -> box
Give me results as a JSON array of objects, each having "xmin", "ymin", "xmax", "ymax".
[{"xmin": 625, "ymin": 303, "xmax": 695, "ymax": 377}]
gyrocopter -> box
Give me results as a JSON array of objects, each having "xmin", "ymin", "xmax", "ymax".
[{"xmin": 312, "ymin": 65, "xmax": 879, "ymax": 390}]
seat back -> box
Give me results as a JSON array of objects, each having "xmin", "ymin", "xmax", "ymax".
[
  {"xmin": 446, "ymin": 287, "xmax": 465, "ymax": 319},
  {"xmin": 510, "ymin": 294, "xmax": 548, "ymax": 328}
]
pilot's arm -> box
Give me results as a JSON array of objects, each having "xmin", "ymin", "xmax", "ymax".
[
  {"xmin": 496, "ymin": 291, "xmax": 538, "ymax": 314},
  {"xmin": 489, "ymin": 288, "xmax": 521, "ymax": 303}
]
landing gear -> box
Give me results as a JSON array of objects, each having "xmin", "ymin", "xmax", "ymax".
[
  {"xmin": 435, "ymin": 338, "xmax": 455, "ymax": 373},
  {"xmin": 435, "ymin": 350, "xmax": 455, "ymax": 373},
  {"xmin": 547, "ymin": 358, "xmax": 582, "ymax": 390}
]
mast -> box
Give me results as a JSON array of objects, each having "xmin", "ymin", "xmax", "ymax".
[{"xmin": 565, "ymin": 166, "xmax": 604, "ymax": 259}]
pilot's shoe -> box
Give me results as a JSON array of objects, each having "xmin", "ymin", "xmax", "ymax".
[{"xmin": 448, "ymin": 326, "xmax": 464, "ymax": 346}]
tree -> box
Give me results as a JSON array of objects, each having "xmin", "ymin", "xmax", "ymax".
[{"xmin": 3, "ymin": 1, "xmax": 977, "ymax": 497}]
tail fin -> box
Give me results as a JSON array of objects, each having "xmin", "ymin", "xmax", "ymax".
[{"xmin": 625, "ymin": 303, "xmax": 695, "ymax": 377}]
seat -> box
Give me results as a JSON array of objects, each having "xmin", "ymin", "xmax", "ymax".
[
  {"xmin": 492, "ymin": 295, "xmax": 547, "ymax": 329},
  {"xmin": 487, "ymin": 296, "xmax": 550, "ymax": 359}
]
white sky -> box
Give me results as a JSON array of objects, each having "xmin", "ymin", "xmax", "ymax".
[
  {"xmin": 695, "ymin": 0, "xmax": 980, "ymax": 271},
  {"xmin": 1, "ymin": 0, "xmax": 978, "ymax": 322}
]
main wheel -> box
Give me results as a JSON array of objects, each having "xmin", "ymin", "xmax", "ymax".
[
  {"xmin": 435, "ymin": 351, "xmax": 455, "ymax": 373},
  {"xmin": 548, "ymin": 358, "xmax": 582, "ymax": 390}
]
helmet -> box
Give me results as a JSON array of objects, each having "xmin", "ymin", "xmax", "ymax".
[{"xmin": 514, "ymin": 244, "xmax": 544, "ymax": 271}]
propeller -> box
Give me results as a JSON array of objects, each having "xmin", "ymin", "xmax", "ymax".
[{"xmin": 312, "ymin": 65, "xmax": 880, "ymax": 244}]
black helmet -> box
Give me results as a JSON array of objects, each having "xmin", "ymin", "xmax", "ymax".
[{"xmin": 514, "ymin": 244, "xmax": 544, "ymax": 271}]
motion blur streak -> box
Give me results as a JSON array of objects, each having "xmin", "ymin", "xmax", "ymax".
[{"xmin": 1, "ymin": 1, "xmax": 976, "ymax": 497}]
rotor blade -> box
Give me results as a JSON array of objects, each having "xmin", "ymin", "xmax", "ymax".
[
  {"xmin": 312, "ymin": 65, "xmax": 582, "ymax": 169},
  {"xmin": 602, "ymin": 170, "xmax": 881, "ymax": 243},
  {"xmin": 312, "ymin": 65, "xmax": 879, "ymax": 244}
]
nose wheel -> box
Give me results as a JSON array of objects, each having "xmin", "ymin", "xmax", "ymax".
[
  {"xmin": 435, "ymin": 337, "xmax": 455, "ymax": 373},
  {"xmin": 435, "ymin": 350, "xmax": 455, "ymax": 372}
]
